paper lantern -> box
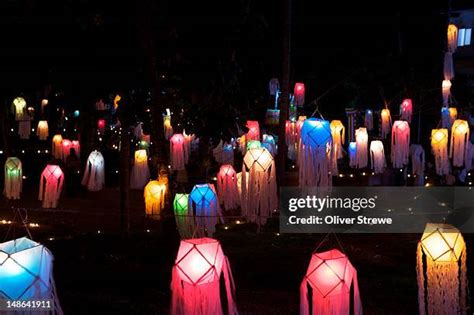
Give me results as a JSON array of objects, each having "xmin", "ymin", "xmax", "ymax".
[
  {"xmin": 4, "ymin": 157, "xmax": 22, "ymax": 200},
  {"xmin": 262, "ymin": 134, "xmax": 277, "ymax": 156},
  {"xmin": 269, "ymin": 78, "xmax": 280, "ymax": 96},
  {"xmin": 246, "ymin": 120, "xmax": 260, "ymax": 141},
  {"xmin": 37, "ymin": 120, "xmax": 49, "ymax": 140},
  {"xmin": 189, "ymin": 184, "xmax": 223, "ymax": 237},
  {"xmin": 237, "ymin": 135, "xmax": 247, "ymax": 155},
  {"xmin": 294, "ymin": 82, "xmax": 305, "ymax": 106},
  {"xmin": 441, "ymin": 107, "xmax": 458, "ymax": 129},
  {"xmin": 380, "ymin": 108, "xmax": 392, "ymax": 139},
  {"xmin": 41, "ymin": 99, "xmax": 48, "ymax": 114},
  {"xmin": 144, "ymin": 179, "xmax": 167, "ymax": 218},
  {"xmin": 417, "ymin": 223, "xmax": 467, "ymax": 315},
  {"xmin": 348, "ymin": 142, "xmax": 357, "ymax": 168},
  {"xmin": 442, "ymin": 80, "xmax": 452, "ymax": 107},
  {"xmin": 364, "ymin": 109, "xmax": 373, "ymax": 130},
  {"xmin": 450, "ymin": 119, "xmax": 470, "ymax": 167},
  {"xmin": 97, "ymin": 119, "xmax": 106, "ymax": 133},
  {"xmin": 285, "ymin": 120, "xmax": 298, "ymax": 161},
  {"xmin": 81, "ymin": 151, "xmax": 105, "ymax": 191},
  {"xmin": 447, "ymin": 24, "xmax": 458, "ymax": 53},
  {"xmin": 410, "ymin": 144, "xmax": 425, "ymax": 186},
  {"xmin": 0, "ymin": 237, "xmax": 63, "ymax": 311},
  {"xmin": 300, "ymin": 249, "xmax": 362, "ymax": 315},
  {"xmin": 265, "ymin": 109, "xmax": 280, "ymax": 126},
  {"xmin": 38, "ymin": 165, "xmax": 64, "ymax": 208},
  {"xmin": 355, "ymin": 127, "xmax": 368, "ymax": 169},
  {"xmin": 400, "ymin": 99, "xmax": 413, "ymax": 123},
  {"xmin": 12, "ymin": 97, "xmax": 27, "ymax": 121},
  {"xmin": 71, "ymin": 140, "xmax": 80, "ymax": 158},
  {"xmin": 170, "ymin": 134, "xmax": 188, "ymax": 171},
  {"xmin": 171, "ymin": 237, "xmax": 238, "ymax": 315},
  {"xmin": 217, "ymin": 164, "xmax": 240, "ymax": 210},
  {"xmin": 241, "ymin": 148, "xmax": 277, "ymax": 225},
  {"xmin": 370, "ymin": 140, "xmax": 386, "ymax": 174},
  {"xmin": 60, "ymin": 139, "xmax": 72, "ymax": 161},
  {"xmin": 330, "ymin": 120, "xmax": 345, "ymax": 160},
  {"xmin": 431, "ymin": 129, "xmax": 450, "ymax": 175},
  {"xmin": 52, "ymin": 134, "xmax": 63, "ymax": 159},
  {"xmin": 183, "ymin": 130, "xmax": 196, "ymax": 160},
  {"xmin": 212, "ymin": 140, "xmax": 234, "ymax": 165},
  {"xmin": 173, "ymin": 193, "xmax": 190, "ymax": 238},
  {"xmin": 391, "ymin": 121, "xmax": 410, "ymax": 168},
  {"xmin": 163, "ymin": 109, "xmax": 174, "ymax": 140},
  {"xmin": 246, "ymin": 140, "xmax": 261, "ymax": 151},
  {"xmin": 130, "ymin": 149, "xmax": 150, "ymax": 189}
]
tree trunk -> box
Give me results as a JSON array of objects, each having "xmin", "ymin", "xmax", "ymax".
[{"xmin": 118, "ymin": 97, "xmax": 131, "ymax": 235}]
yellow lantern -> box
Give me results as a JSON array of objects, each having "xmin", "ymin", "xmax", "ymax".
[
  {"xmin": 130, "ymin": 149, "xmax": 150, "ymax": 189},
  {"xmin": 52, "ymin": 134, "xmax": 63, "ymax": 159},
  {"xmin": 144, "ymin": 180, "xmax": 167, "ymax": 218},
  {"xmin": 450, "ymin": 119, "xmax": 470, "ymax": 167},
  {"xmin": 113, "ymin": 94, "xmax": 121, "ymax": 110},
  {"xmin": 163, "ymin": 108, "xmax": 173, "ymax": 140},
  {"xmin": 447, "ymin": 24, "xmax": 458, "ymax": 52},
  {"xmin": 380, "ymin": 108, "xmax": 391, "ymax": 139},
  {"xmin": 442, "ymin": 80, "xmax": 452, "ymax": 107},
  {"xmin": 12, "ymin": 97, "xmax": 27, "ymax": 121},
  {"xmin": 330, "ymin": 120, "xmax": 344, "ymax": 160},
  {"xmin": 431, "ymin": 129, "xmax": 449, "ymax": 175},
  {"xmin": 36, "ymin": 121, "xmax": 49, "ymax": 141}
]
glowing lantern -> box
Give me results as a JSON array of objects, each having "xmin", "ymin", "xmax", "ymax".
[
  {"xmin": 52, "ymin": 134, "xmax": 63, "ymax": 159},
  {"xmin": 163, "ymin": 108, "xmax": 173, "ymax": 140},
  {"xmin": 296, "ymin": 116, "xmax": 306, "ymax": 136},
  {"xmin": 113, "ymin": 94, "xmax": 121, "ymax": 110},
  {"xmin": 171, "ymin": 237, "xmax": 238, "ymax": 315},
  {"xmin": 217, "ymin": 164, "xmax": 239, "ymax": 210},
  {"xmin": 12, "ymin": 97, "xmax": 27, "ymax": 121},
  {"xmin": 370, "ymin": 140, "xmax": 386, "ymax": 174},
  {"xmin": 246, "ymin": 140, "xmax": 261, "ymax": 151},
  {"xmin": 189, "ymin": 184, "xmax": 223, "ymax": 237},
  {"xmin": 213, "ymin": 140, "xmax": 234, "ymax": 165},
  {"xmin": 330, "ymin": 120, "xmax": 345, "ymax": 160},
  {"xmin": 262, "ymin": 134, "xmax": 277, "ymax": 156},
  {"xmin": 246, "ymin": 120, "xmax": 260, "ymax": 141},
  {"xmin": 285, "ymin": 121, "xmax": 298, "ymax": 161},
  {"xmin": 294, "ymin": 82, "xmax": 305, "ymax": 106},
  {"xmin": 130, "ymin": 149, "xmax": 150, "ymax": 189},
  {"xmin": 36, "ymin": 120, "xmax": 49, "ymax": 140},
  {"xmin": 400, "ymin": 99, "xmax": 413, "ymax": 123},
  {"xmin": 300, "ymin": 249, "xmax": 362, "ymax": 315},
  {"xmin": 81, "ymin": 151, "xmax": 105, "ymax": 191},
  {"xmin": 0, "ymin": 237, "xmax": 63, "ymax": 311},
  {"xmin": 38, "ymin": 165, "xmax": 64, "ymax": 208},
  {"xmin": 445, "ymin": 24, "xmax": 458, "ymax": 80},
  {"xmin": 380, "ymin": 108, "xmax": 392, "ymax": 139},
  {"xmin": 441, "ymin": 107, "xmax": 457, "ymax": 129},
  {"xmin": 237, "ymin": 135, "xmax": 247, "ymax": 155},
  {"xmin": 97, "ymin": 119, "xmax": 106, "ymax": 133},
  {"xmin": 442, "ymin": 80, "xmax": 452, "ymax": 107},
  {"xmin": 431, "ymin": 128, "xmax": 450, "ymax": 175},
  {"xmin": 355, "ymin": 127, "xmax": 368, "ymax": 169},
  {"xmin": 269, "ymin": 78, "xmax": 280, "ymax": 96},
  {"xmin": 391, "ymin": 121, "xmax": 410, "ymax": 168},
  {"xmin": 364, "ymin": 109, "xmax": 373, "ymax": 130},
  {"xmin": 170, "ymin": 134, "xmax": 187, "ymax": 171},
  {"xmin": 410, "ymin": 144, "xmax": 425, "ymax": 186},
  {"xmin": 71, "ymin": 140, "xmax": 80, "ymax": 158},
  {"xmin": 241, "ymin": 148, "xmax": 277, "ymax": 225},
  {"xmin": 41, "ymin": 99, "xmax": 48, "ymax": 114},
  {"xmin": 348, "ymin": 142, "xmax": 357, "ymax": 168},
  {"xmin": 447, "ymin": 24, "xmax": 458, "ymax": 52},
  {"xmin": 265, "ymin": 109, "xmax": 280, "ymax": 126},
  {"xmin": 4, "ymin": 157, "xmax": 22, "ymax": 200},
  {"xmin": 417, "ymin": 223, "xmax": 467, "ymax": 315},
  {"xmin": 173, "ymin": 193, "xmax": 190, "ymax": 238},
  {"xmin": 450, "ymin": 120, "xmax": 470, "ymax": 167},
  {"xmin": 60, "ymin": 139, "xmax": 72, "ymax": 161},
  {"xmin": 144, "ymin": 180, "xmax": 167, "ymax": 218}
]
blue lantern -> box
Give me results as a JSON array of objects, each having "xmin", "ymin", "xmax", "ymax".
[
  {"xmin": 189, "ymin": 184, "xmax": 222, "ymax": 236},
  {"xmin": 300, "ymin": 118, "xmax": 332, "ymax": 148}
]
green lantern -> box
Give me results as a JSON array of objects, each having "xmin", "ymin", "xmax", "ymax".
[
  {"xmin": 246, "ymin": 140, "xmax": 261, "ymax": 151},
  {"xmin": 173, "ymin": 193, "xmax": 189, "ymax": 215}
]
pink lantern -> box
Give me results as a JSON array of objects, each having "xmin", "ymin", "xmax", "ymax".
[
  {"xmin": 245, "ymin": 120, "xmax": 260, "ymax": 141},
  {"xmin": 97, "ymin": 119, "xmax": 106, "ymax": 133},
  {"xmin": 38, "ymin": 165, "xmax": 64, "ymax": 208},
  {"xmin": 61, "ymin": 139, "xmax": 72, "ymax": 161},
  {"xmin": 400, "ymin": 99, "xmax": 413, "ymax": 123},
  {"xmin": 217, "ymin": 164, "xmax": 240, "ymax": 210},
  {"xmin": 171, "ymin": 238, "xmax": 238, "ymax": 315},
  {"xmin": 300, "ymin": 249, "xmax": 362, "ymax": 315},
  {"xmin": 71, "ymin": 140, "xmax": 80, "ymax": 158},
  {"xmin": 170, "ymin": 134, "xmax": 187, "ymax": 171},
  {"xmin": 391, "ymin": 121, "xmax": 410, "ymax": 168},
  {"xmin": 294, "ymin": 82, "xmax": 305, "ymax": 106}
]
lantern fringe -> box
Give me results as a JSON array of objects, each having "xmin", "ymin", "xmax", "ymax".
[
  {"xmin": 4, "ymin": 158, "xmax": 22, "ymax": 200},
  {"xmin": 170, "ymin": 134, "xmax": 188, "ymax": 171},
  {"xmin": 370, "ymin": 141, "xmax": 386, "ymax": 174},
  {"xmin": 217, "ymin": 166, "xmax": 240, "ymax": 210},
  {"xmin": 444, "ymin": 52, "xmax": 455, "ymax": 81},
  {"xmin": 130, "ymin": 160, "xmax": 150, "ymax": 190},
  {"xmin": 188, "ymin": 185, "xmax": 223, "ymax": 237},
  {"xmin": 298, "ymin": 142, "xmax": 332, "ymax": 189},
  {"xmin": 391, "ymin": 122, "xmax": 410, "ymax": 168},
  {"xmin": 450, "ymin": 120, "xmax": 470, "ymax": 167},
  {"xmin": 38, "ymin": 166, "xmax": 64, "ymax": 208}
]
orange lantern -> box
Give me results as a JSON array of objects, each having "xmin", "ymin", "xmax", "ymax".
[
  {"xmin": 144, "ymin": 179, "xmax": 167, "ymax": 218},
  {"xmin": 36, "ymin": 120, "xmax": 49, "ymax": 141},
  {"xmin": 52, "ymin": 134, "xmax": 63, "ymax": 159},
  {"xmin": 442, "ymin": 80, "xmax": 452, "ymax": 107},
  {"xmin": 431, "ymin": 128, "xmax": 450, "ymax": 175},
  {"xmin": 380, "ymin": 108, "xmax": 392, "ymax": 139},
  {"xmin": 450, "ymin": 119, "xmax": 470, "ymax": 167}
]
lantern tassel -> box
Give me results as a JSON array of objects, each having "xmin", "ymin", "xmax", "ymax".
[
  {"xmin": 299, "ymin": 278, "xmax": 309, "ymax": 315},
  {"xmin": 223, "ymin": 256, "xmax": 238, "ymax": 315},
  {"xmin": 416, "ymin": 242, "xmax": 426, "ymax": 315},
  {"xmin": 353, "ymin": 270, "xmax": 363, "ymax": 315}
]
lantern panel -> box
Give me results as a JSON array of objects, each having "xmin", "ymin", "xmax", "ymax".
[
  {"xmin": 421, "ymin": 223, "xmax": 464, "ymax": 262},
  {"xmin": 243, "ymin": 148, "xmax": 273, "ymax": 172},
  {"xmin": 174, "ymin": 193, "xmax": 189, "ymax": 214},
  {"xmin": 301, "ymin": 118, "xmax": 332, "ymax": 148}
]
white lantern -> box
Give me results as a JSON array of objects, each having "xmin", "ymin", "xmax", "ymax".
[
  {"xmin": 391, "ymin": 121, "xmax": 410, "ymax": 168},
  {"xmin": 410, "ymin": 144, "xmax": 425, "ymax": 186},
  {"xmin": 82, "ymin": 151, "xmax": 105, "ymax": 191},
  {"xmin": 431, "ymin": 129, "xmax": 450, "ymax": 175},
  {"xmin": 355, "ymin": 127, "xmax": 368, "ymax": 169},
  {"xmin": 370, "ymin": 140, "xmax": 386, "ymax": 174},
  {"xmin": 450, "ymin": 119, "xmax": 470, "ymax": 167}
]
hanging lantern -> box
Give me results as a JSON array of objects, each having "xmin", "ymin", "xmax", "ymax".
[
  {"xmin": 330, "ymin": 120, "xmax": 345, "ymax": 160},
  {"xmin": 441, "ymin": 107, "xmax": 457, "ymax": 129},
  {"xmin": 0, "ymin": 237, "xmax": 63, "ymax": 311},
  {"xmin": 450, "ymin": 119, "xmax": 470, "ymax": 167},
  {"xmin": 442, "ymin": 80, "xmax": 452, "ymax": 107},
  {"xmin": 189, "ymin": 184, "xmax": 223, "ymax": 237},
  {"xmin": 269, "ymin": 78, "xmax": 280, "ymax": 96},
  {"xmin": 400, "ymin": 99, "xmax": 413, "ymax": 123},
  {"xmin": 447, "ymin": 24, "xmax": 458, "ymax": 52},
  {"xmin": 237, "ymin": 135, "xmax": 246, "ymax": 155},
  {"xmin": 294, "ymin": 82, "xmax": 305, "ymax": 106},
  {"xmin": 417, "ymin": 223, "xmax": 467, "ymax": 315},
  {"xmin": 380, "ymin": 108, "xmax": 392, "ymax": 139},
  {"xmin": 12, "ymin": 97, "xmax": 27, "ymax": 121},
  {"xmin": 38, "ymin": 164, "xmax": 64, "ymax": 208},
  {"xmin": 217, "ymin": 164, "xmax": 240, "ymax": 211},
  {"xmin": 298, "ymin": 119, "xmax": 333, "ymax": 187},
  {"xmin": 300, "ymin": 249, "xmax": 362, "ymax": 315},
  {"xmin": 364, "ymin": 109, "xmax": 374, "ymax": 130},
  {"xmin": 97, "ymin": 119, "xmax": 106, "ymax": 133},
  {"xmin": 296, "ymin": 116, "xmax": 306, "ymax": 136},
  {"xmin": 391, "ymin": 121, "xmax": 410, "ymax": 168},
  {"xmin": 71, "ymin": 140, "xmax": 80, "ymax": 158},
  {"xmin": 171, "ymin": 237, "xmax": 238, "ymax": 315},
  {"xmin": 52, "ymin": 134, "xmax": 63, "ymax": 159},
  {"xmin": 163, "ymin": 108, "xmax": 174, "ymax": 140},
  {"xmin": 241, "ymin": 148, "xmax": 277, "ymax": 225},
  {"xmin": 431, "ymin": 129, "xmax": 450, "ymax": 175},
  {"xmin": 246, "ymin": 120, "xmax": 260, "ymax": 141},
  {"xmin": 355, "ymin": 127, "xmax": 368, "ymax": 169},
  {"xmin": 81, "ymin": 151, "xmax": 105, "ymax": 191},
  {"xmin": 41, "ymin": 99, "xmax": 48, "ymax": 115},
  {"xmin": 130, "ymin": 149, "xmax": 150, "ymax": 189},
  {"xmin": 246, "ymin": 140, "xmax": 261, "ymax": 151},
  {"xmin": 18, "ymin": 120, "xmax": 32, "ymax": 140},
  {"xmin": 4, "ymin": 157, "xmax": 22, "ymax": 200},
  {"xmin": 444, "ymin": 24, "xmax": 457, "ymax": 80},
  {"xmin": 349, "ymin": 142, "xmax": 357, "ymax": 168},
  {"xmin": 286, "ymin": 120, "xmax": 298, "ymax": 161},
  {"xmin": 410, "ymin": 144, "xmax": 425, "ymax": 186},
  {"xmin": 262, "ymin": 134, "xmax": 277, "ymax": 156},
  {"xmin": 183, "ymin": 130, "xmax": 197, "ymax": 160},
  {"xmin": 173, "ymin": 193, "xmax": 190, "ymax": 238},
  {"xmin": 212, "ymin": 140, "xmax": 234, "ymax": 165},
  {"xmin": 370, "ymin": 140, "xmax": 386, "ymax": 174},
  {"xmin": 170, "ymin": 134, "xmax": 187, "ymax": 171},
  {"xmin": 144, "ymin": 179, "xmax": 167, "ymax": 218},
  {"xmin": 61, "ymin": 139, "xmax": 72, "ymax": 161},
  {"xmin": 265, "ymin": 109, "xmax": 280, "ymax": 126},
  {"xmin": 37, "ymin": 120, "xmax": 49, "ymax": 141}
]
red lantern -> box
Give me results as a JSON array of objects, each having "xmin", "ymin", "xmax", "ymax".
[
  {"xmin": 245, "ymin": 120, "xmax": 260, "ymax": 141},
  {"xmin": 294, "ymin": 82, "xmax": 305, "ymax": 106},
  {"xmin": 38, "ymin": 165, "xmax": 64, "ymax": 208},
  {"xmin": 61, "ymin": 139, "xmax": 72, "ymax": 161},
  {"xmin": 400, "ymin": 99, "xmax": 413, "ymax": 123},
  {"xmin": 97, "ymin": 119, "xmax": 106, "ymax": 132}
]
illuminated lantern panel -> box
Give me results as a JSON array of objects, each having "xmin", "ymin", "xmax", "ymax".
[
  {"xmin": 370, "ymin": 140, "xmax": 386, "ymax": 174},
  {"xmin": 144, "ymin": 180, "xmax": 167, "ymax": 218},
  {"xmin": 417, "ymin": 223, "xmax": 467, "ymax": 315},
  {"xmin": 170, "ymin": 134, "xmax": 187, "ymax": 171},
  {"xmin": 246, "ymin": 120, "xmax": 260, "ymax": 141},
  {"xmin": 431, "ymin": 129, "xmax": 450, "ymax": 176},
  {"xmin": 330, "ymin": 120, "xmax": 345, "ymax": 160},
  {"xmin": 12, "ymin": 97, "xmax": 27, "ymax": 121},
  {"xmin": 4, "ymin": 157, "xmax": 22, "ymax": 200},
  {"xmin": 97, "ymin": 119, "xmax": 106, "ymax": 132},
  {"xmin": 189, "ymin": 184, "xmax": 222, "ymax": 237},
  {"xmin": 173, "ymin": 193, "xmax": 190, "ymax": 238},
  {"xmin": 441, "ymin": 107, "xmax": 457, "ymax": 129},
  {"xmin": 294, "ymin": 82, "xmax": 305, "ymax": 106},
  {"xmin": 171, "ymin": 238, "xmax": 237, "ymax": 315},
  {"xmin": 37, "ymin": 120, "xmax": 49, "ymax": 141},
  {"xmin": 355, "ymin": 127, "xmax": 368, "ymax": 169},
  {"xmin": 246, "ymin": 140, "xmax": 261, "ymax": 151},
  {"xmin": 130, "ymin": 149, "xmax": 150, "ymax": 189},
  {"xmin": 364, "ymin": 109, "xmax": 373, "ymax": 130},
  {"xmin": 380, "ymin": 109, "xmax": 392, "ymax": 139},
  {"xmin": 447, "ymin": 24, "xmax": 458, "ymax": 52},
  {"xmin": 38, "ymin": 165, "xmax": 64, "ymax": 209},
  {"xmin": 450, "ymin": 119, "xmax": 470, "ymax": 167},
  {"xmin": 82, "ymin": 151, "xmax": 105, "ymax": 191},
  {"xmin": 400, "ymin": 99, "xmax": 413, "ymax": 123},
  {"xmin": 217, "ymin": 164, "xmax": 240, "ymax": 210},
  {"xmin": 391, "ymin": 121, "xmax": 410, "ymax": 168},
  {"xmin": 61, "ymin": 139, "xmax": 72, "ymax": 161},
  {"xmin": 262, "ymin": 134, "xmax": 277, "ymax": 156},
  {"xmin": 300, "ymin": 249, "xmax": 362, "ymax": 315},
  {"xmin": 52, "ymin": 134, "xmax": 63, "ymax": 159}
]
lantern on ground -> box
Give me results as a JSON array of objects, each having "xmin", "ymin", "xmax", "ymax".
[
  {"xmin": 294, "ymin": 82, "xmax": 305, "ymax": 106},
  {"xmin": 391, "ymin": 121, "xmax": 410, "ymax": 168},
  {"xmin": 300, "ymin": 249, "xmax": 362, "ymax": 315},
  {"xmin": 431, "ymin": 129, "xmax": 450, "ymax": 175},
  {"xmin": 189, "ymin": 184, "xmax": 223, "ymax": 237},
  {"xmin": 349, "ymin": 142, "xmax": 357, "ymax": 168},
  {"xmin": 410, "ymin": 144, "xmax": 425, "ymax": 186},
  {"xmin": 52, "ymin": 134, "xmax": 63, "ymax": 159},
  {"xmin": 37, "ymin": 120, "xmax": 49, "ymax": 140},
  {"xmin": 330, "ymin": 120, "xmax": 345, "ymax": 160},
  {"xmin": 370, "ymin": 140, "xmax": 386, "ymax": 174},
  {"xmin": 171, "ymin": 237, "xmax": 238, "ymax": 315},
  {"xmin": 97, "ymin": 119, "xmax": 106, "ymax": 133},
  {"xmin": 400, "ymin": 99, "xmax": 413, "ymax": 123},
  {"xmin": 38, "ymin": 165, "xmax": 64, "ymax": 208},
  {"xmin": 130, "ymin": 149, "xmax": 150, "ymax": 189},
  {"xmin": 4, "ymin": 157, "xmax": 22, "ymax": 200},
  {"xmin": 0, "ymin": 237, "xmax": 63, "ymax": 312},
  {"xmin": 12, "ymin": 97, "xmax": 27, "ymax": 121},
  {"xmin": 246, "ymin": 120, "xmax": 260, "ymax": 141},
  {"xmin": 380, "ymin": 108, "xmax": 392, "ymax": 139},
  {"xmin": 364, "ymin": 109, "xmax": 373, "ymax": 130},
  {"xmin": 170, "ymin": 134, "xmax": 187, "ymax": 171},
  {"xmin": 417, "ymin": 223, "xmax": 467, "ymax": 315},
  {"xmin": 81, "ymin": 151, "xmax": 105, "ymax": 191},
  {"xmin": 173, "ymin": 193, "xmax": 190, "ymax": 238},
  {"xmin": 241, "ymin": 148, "xmax": 277, "ymax": 225},
  {"xmin": 163, "ymin": 108, "xmax": 173, "ymax": 140},
  {"xmin": 355, "ymin": 127, "xmax": 368, "ymax": 169},
  {"xmin": 298, "ymin": 119, "xmax": 333, "ymax": 187},
  {"xmin": 262, "ymin": 134, "xmax": 277, "ymax": 156},
  {"xmin": 442, "ymin": 80, "xmax": 452, "ymax": 107},
  {"xmin": 450, "ymin": 119, "xmax": 470, "ymax": 167},
  {"xmin": 144, "ymin": 179, "xmax": 167, "ymax": 218},
  {"xmin": 217, "ymin": 164, "xmax": 239, "ymax": 211}
]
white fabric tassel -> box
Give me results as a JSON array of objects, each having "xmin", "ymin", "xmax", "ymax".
[
  {"xmin": 81, "ymin": 151, "xmax": 105, "ymax": 191},
  {"xmin": 391, "ymin": 121, "xmax": 410, "ymax": 168},
  {"xmin": 370, "ymin": 141, "xmax": 386, "ymax": 174}
]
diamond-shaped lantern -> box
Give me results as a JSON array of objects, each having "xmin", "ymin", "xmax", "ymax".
[
  {"xmin": 301, "ymin": 118, "xmax": 332, "ymax": 148},
  {"xmin": 243, "ymin": 148, "xmax": 274, "ymax": 172},
  {"xmin": 420, "ymin": 223, "xmax": 465, "ymax": 262}
]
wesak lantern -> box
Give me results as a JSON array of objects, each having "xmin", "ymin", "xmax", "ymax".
[
  {"xmin": 241, "ymin": 148, "xmax": 277, "ymax": 225},
  {"xmin": 417, "ymin": 223, "xmax": 467, "ymax": 315},
  {"xmin": 81, "ymin": 151, "xmax": 105, "ymax": 191},
  {"xmin": 170, "ymin": 134, "xmax": 188, "ymax": 171},
  {"xmin": 294, "ymin": 82, "xmax": 305, "ymax": 106},
  {"xmin": 12, "ymin": 97, "xmax": 27, "ymax": 121},
  {"xmin": 52, "ymin": 134, "xmax": 63, "ymax": 159},
  {"xmin": 97, "ymin": 119, "xmax": 106, "ymax": 133},
  {"xmin": 163, "ymin": 108, "xmax": 174, "ymax": 140},
  {"xmin": 349, "ymin": 142, "xmax": 357, "ymax": 168},
  {"xmin": 246, "ymin": 140, "xmax": 261, "ymax": 151},
  {"xmin": 173, "ymin": 193, "xmax": 190, "ymax": 238},
  {"xmin": 370, "ymin": 140, "xmax": 386, "ymax": 174},
  {"xmin": 450, "ymin": 119, "xmax": 470, "ymax": 167},
  {"xmin": 380, "ymin": 108, "xmax": 392, "ymax": 139},
  {"xmin": 441, "ymin": 107, "xmax": 457, "ymax": 129},
  {"xmin": 410, "ymin": 144, "xmax": 425, "ymax": 186},
  {"xmin": 364, "ymin": 109, "xmax": 373, "ymax": 130},
  {"xmin": 144, "ymin": 179, "xmax": 167, "ymax": 218},
  {"xmin": 0, "ymin": 237, "xmax": 63, "ymax": 311},
  {"xmin": 38, "ymin": 165, "xmax": 64, "ymax": 208},
  {"xmin": 246, "ymin": 120, "xmax": 260, "ymax": 141},
  {"xmin": 330, "ymin": 120, "xmax": 345, "ymax": 160},
  {"xmin": 444, "ymin": 24, "xmax": 458, "ymax": 80},
  {"xmin": 400, "ymin": 99, "xmax": 413, "ymax": 123},
  {"xmin": 217, "ymin": 164, "xmax": 240, "ymax": 211},
  {"xmin": 37, "ymin": 120, "xmax": 49, "ymax": 140},
  {"xmin": 189, "ymin": 184, "xmax": 223, "ymax": 237},
  {"xmin": 262, "ymin": 134, "xmax": 277, "ymax": 156},
  {"xmin": 61, "ymin": 139, "xmax": 72, "ymax": 161},
  {"xmin": 4, "ymin": 157, "xmax": 22, "ymax": 200},
  {"xmin": 442, "ymin": 80, "xmax": 452, "ymax": 107},
  {"xmin": 212, "ymin": 140, "xmax": 234, "ymax": 165},
  {"xmin": 285, "ymin": 120, "xmax": 298, "ymax": 161},
  {"xmin": 391, "ymin": 121, "xmax": 410, "ymax": 168},
  {"xmin": 300, "ymin": 249, "xmax": 362, "ymax": 315},
  {"xmin": 170, "ymin": 238, "xmax": 238, "ymax": 315},
  {"xmin": 355, "ymin": 127, "xmax": 368, "ymax": 169},
  {"xmin": 130, "ymin": 149, "xmax": 150, "ymax": 189},
  {"xmin": 431, "ymin": 129, "xmax": 450, "ymax": 176}
]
